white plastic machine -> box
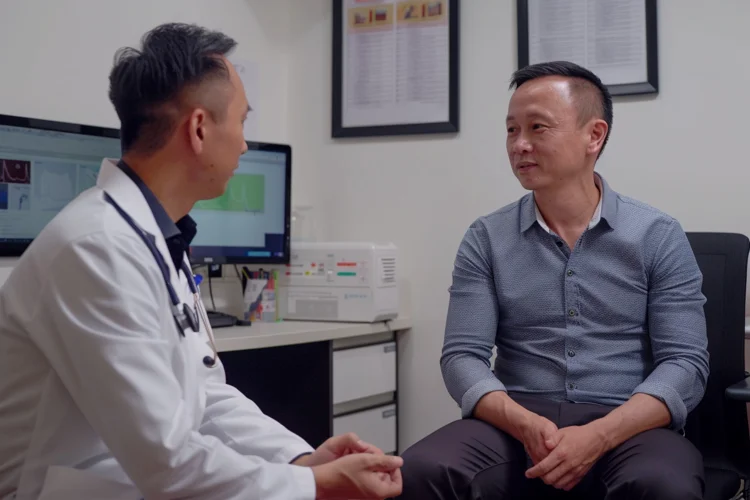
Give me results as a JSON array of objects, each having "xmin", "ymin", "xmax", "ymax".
[{"xmin": 278, "ymin": 242, "xmax": 398, "ymax": 323}]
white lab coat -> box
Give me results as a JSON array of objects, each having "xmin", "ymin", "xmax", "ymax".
[{"xmin": 0, "ymin": 159, "xmax": 316, "ymax": 499}]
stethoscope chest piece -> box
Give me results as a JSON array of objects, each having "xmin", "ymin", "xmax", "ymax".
[{"xmin": 183, "ymin": 303, "xmax": 199, "ymax": 332}]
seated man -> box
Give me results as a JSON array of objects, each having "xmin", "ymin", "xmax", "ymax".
[{"xmin": 397, "ymin": 61, "xmax": 709, "ymax": 500}]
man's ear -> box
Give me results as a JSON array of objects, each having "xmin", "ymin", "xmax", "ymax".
[{"xmin": 587, "ymin": 119, "xmax": 608, "ymax": 156}]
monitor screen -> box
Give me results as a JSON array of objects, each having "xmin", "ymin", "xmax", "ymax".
[
  {"xmin": 0, "ymin": 114, "xmax": 291, "ymax": 264},
  {"xmin": 0, "ymin": 114, "xmax": 121, "ymax": 256},
  {"xmin": 188, "ymin": 143, "xmax": 292, "ymax": 265}
]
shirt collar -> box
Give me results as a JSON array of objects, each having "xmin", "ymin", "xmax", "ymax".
[
  {"xmin": 521, "ymin": 172, "xmax": 615, "ymax": 233},
  {"xmin": 115, "ymin": 160, "xmax": 197, "ymax": 244}
]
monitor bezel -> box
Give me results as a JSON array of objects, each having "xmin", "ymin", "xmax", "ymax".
[
  {"xmin": 188, "ymin": 141, "xmax": 293, "ymax": 266},
  {"xmin": 0, "ymin": 113, "xmax": 293, "ymax": 265},
  {"xmin": 0, "ymin": 113, "xmax": 120, "ymax": 257}
]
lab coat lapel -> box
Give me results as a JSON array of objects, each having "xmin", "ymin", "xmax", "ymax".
[{"xmin": 96, "ymin": 159, "xmax": 181, "ymax": 288}]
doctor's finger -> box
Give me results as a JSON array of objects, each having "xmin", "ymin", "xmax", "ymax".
[
  {"xmin": 359, "ymin": 441, "xmax": 384, "ymax": 455},
  {"xmin": 328, "ymin": 432, "xmax": 366, "ymax": 452},
  {"xmin": 369, "ymin": 472, "xmax": 403, "ymax": 499},
  {"xmin": 364, "ymin": 454, "xmax": 404, "ymax": 472},
  {"xmin": 390, "ymin": 466, "xmax": 403, "ymax": 485}
]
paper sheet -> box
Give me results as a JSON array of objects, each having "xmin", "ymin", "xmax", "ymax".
[
  {"xmin": 341, "ymin": 0, "xmax": 451, "ymax": 128},
  {"xmin": 527, "ymin": 0, "xmax": 648, "ymax": 85}
]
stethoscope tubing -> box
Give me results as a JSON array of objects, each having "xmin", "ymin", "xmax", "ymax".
[{"xmin": 103, "ymin": 192, "xmax": 219, "ymax": 367}]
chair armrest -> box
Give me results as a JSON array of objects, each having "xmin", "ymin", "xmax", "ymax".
[{"xmin": 726, "ymin": 374, "xmax": 750, "ymax": 401}]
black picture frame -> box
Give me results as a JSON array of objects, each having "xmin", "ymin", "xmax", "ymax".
[
  {"xmin": 332, "ymin": 0, "xmax": 460, "ymax": 138},
  {"xmin": 516, "ymin": 0, "xmax": 658, "ymax": 96}
]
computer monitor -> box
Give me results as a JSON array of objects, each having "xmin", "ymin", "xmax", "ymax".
[
  {"xmin": 0, "ymin": 113, "xmax": 291, "ymax": 265},
  {"xmin": 188, "ymin": 142, "xmax": 292, "ymax": 265},
  {"xmin": 0, "ymin": 114, "xmax": 120, "ymax": 257}
]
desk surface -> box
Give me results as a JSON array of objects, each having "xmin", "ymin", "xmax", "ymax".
[{"xmin": 213, "ymin": 316, "xmax": 412, "ymax": 352}]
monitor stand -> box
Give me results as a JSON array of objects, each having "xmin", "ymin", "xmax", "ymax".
[{"xmin": 207, "ymin": 310, "xmax": 240, "ymax": 329}]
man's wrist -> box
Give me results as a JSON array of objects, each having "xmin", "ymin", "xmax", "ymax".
[
  {"xmin": 475, "ymin": 391, "xmax": 532, "ymax": 440},
  {"xmin": 585, "ymin": 415, "xmax": 619, "ymax": 452}
]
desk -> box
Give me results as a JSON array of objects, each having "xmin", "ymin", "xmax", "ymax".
[{"xmin": 213, "ymin": 317, "xmax": 412, "ymax": 453}]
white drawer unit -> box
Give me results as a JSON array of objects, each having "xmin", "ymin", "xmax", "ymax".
[
  {"xmin": 333, "ymin": 404, "xmax": 397, "ymax": 454},
  {"xmin": 333, "ymin": 341, "xmax": 397, "ymax": 405}
]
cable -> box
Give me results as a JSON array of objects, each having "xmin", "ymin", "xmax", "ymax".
[
  {"xmin": 207, "ymin": 272, "xmax": 217, "ymax": 311},
  {"xmin": 234, "ymin": 264, "xmax": 248, "ymax": 298}
]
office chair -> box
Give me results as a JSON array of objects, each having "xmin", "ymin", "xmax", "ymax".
[{"xmin": 684, "ymin": 232, "xmax": 750, "ymax": 500}]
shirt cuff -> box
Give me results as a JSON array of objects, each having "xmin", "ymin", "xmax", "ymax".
[
  {"xmin": 460, "ymin": 377, "xmax": 507, "ymax": 418},
  {"xmin": 271, "ymin": 442, "xmax": 315, "ymax": 465},
  {"xmin": 632, "ymin": 381, "xmax": 687, "ymax": 430},
  {"xmin": 289, "ymin": 452, "xmax": 313, "ymax": 464},
  {"xmin": 288, "ymin": 463, "xmax": 317, "ymax": 500}
]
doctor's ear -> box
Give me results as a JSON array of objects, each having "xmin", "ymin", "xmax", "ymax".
[{"xmin": 187, "ymin": 108, "xmax": 208, "ymax": 154}]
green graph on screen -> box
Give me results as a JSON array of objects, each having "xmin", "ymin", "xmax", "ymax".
[{"xmin": 194, "ymin": 174, "xmax": 265, "ymax": 212}]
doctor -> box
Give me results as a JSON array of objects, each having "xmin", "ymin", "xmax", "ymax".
[{"xmin": 0, "ymin": 23, "xmax": 402, "ymax": 500}]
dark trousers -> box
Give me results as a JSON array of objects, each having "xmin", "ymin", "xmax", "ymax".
[{"xmin": 397, "ymin": 394, "xmax": 704, "ymax": 500}]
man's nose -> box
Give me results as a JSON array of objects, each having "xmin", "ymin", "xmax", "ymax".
[{"xmin": 511, "ymin": 134, "xmax": 532, "ymax": 155}]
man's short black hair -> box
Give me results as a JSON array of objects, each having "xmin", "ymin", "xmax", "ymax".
[
  {"xmin": 510, "ymin": 61, "xmax": 613, "ymax": 157},
  {"xmin": 108, "ymin": 23, "xmax": 237, "ymax": 154}
]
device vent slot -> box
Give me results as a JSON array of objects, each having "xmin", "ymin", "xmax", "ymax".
[{"xmin": 379, "ymin": 257, "xmax": 396, "ymax": 284}]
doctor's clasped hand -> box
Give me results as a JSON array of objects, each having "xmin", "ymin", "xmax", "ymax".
[{"xmin": 294, "ymin": 433, "xmax": 404, "ymax": 499}]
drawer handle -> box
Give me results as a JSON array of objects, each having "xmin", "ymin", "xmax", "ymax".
[
  {"xmin": 383, "ymin": 344, "xmax": 396, "ymax": 353},
  {"xmin": 382, "ymin": 409, "xmax": 396, "ymax": 418}
]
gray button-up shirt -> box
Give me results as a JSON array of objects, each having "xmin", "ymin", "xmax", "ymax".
[{"xmin": 441, "ymin": 174, "xmax": 709, "ymax": 430}]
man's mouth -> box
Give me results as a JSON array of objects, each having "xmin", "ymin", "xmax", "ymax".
[{"xmin": 516, "ymin": 161, "xmax": 538, "ymax": 171}]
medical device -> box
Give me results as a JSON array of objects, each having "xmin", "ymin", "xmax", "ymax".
[{"xmin": 278, "ymin": 242, "xmax": 399, "ymax": 323}]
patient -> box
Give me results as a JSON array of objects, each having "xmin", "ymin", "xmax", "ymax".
[{"xmin": 396, "ymin": 61, "xmax": 709, "ymax": 499}]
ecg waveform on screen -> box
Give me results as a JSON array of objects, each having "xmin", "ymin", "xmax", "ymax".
[{"xmin": 0, "ymin": 159, "xmax": 31, "ymax": 184}]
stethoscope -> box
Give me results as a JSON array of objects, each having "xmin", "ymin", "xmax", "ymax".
[{"xmin": 104, "ymin": 193, "xmax": 219, "ymax": 368}]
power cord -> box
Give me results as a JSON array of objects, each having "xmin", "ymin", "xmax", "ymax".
[
  {"xmin": 234, "ymin": 264, "xmax": 245, "ymax": 297},
  {"xmin": 207, "ymin": 271, "xmax": 217, "ymax": 311}
]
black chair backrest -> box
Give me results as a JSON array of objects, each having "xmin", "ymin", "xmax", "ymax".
[{"xmin": 684, "ymin": 232, "xmax": 750, "ymax": 471}]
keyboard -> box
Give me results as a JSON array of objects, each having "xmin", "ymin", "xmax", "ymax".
[{"xmin": 207, "ymin": 311, "xmax": 238, "ymax": 329}]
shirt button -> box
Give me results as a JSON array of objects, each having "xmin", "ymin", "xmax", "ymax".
[
  {"xmin": 568, "ymin": 383, "xmax": 575, "ymax": 390},
  {"xmin": 556, "ymin": 241, "xmax": 563, "ymax": 247},
  {"xmin": 568, "ymin": 309, "xmax": 576, "ymax": 317},
  {"xmin": 567, "ymin": 270, "xmax": 574, "ymax": 277},
  {"xmin": 568, "ymin": 349, "xmax": 575, "ymax": 357}
]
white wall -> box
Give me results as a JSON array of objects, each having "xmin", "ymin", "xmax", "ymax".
[
  {"xmin": 0, "ymin": 0, "xmax": 295, "ymax": 143},
  {"xmin": 286, "ymin": 0, "xmax": 750, "ymax": 450}
]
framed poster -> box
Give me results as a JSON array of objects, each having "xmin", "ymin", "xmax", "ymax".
[
  {"xmin": 517, "ymin": 0, "xmax": 658, "ymax": 96},
  {"xmin": 332, "ymin": 0, "xmax": 460, "ymax": 138}
]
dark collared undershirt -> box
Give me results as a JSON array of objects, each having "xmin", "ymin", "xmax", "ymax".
[{"xmin": 116, "ymin": 160, "xmax": 197, "ymax": 271}]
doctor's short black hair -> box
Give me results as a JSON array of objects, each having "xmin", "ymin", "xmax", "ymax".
[
  {"xmin": 108, "ymin": 23, "xmax": 237, "ymax": 154},
  {"xmin": 510, "ymin": 61, "xmax": 613, "ymax": 157}
]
